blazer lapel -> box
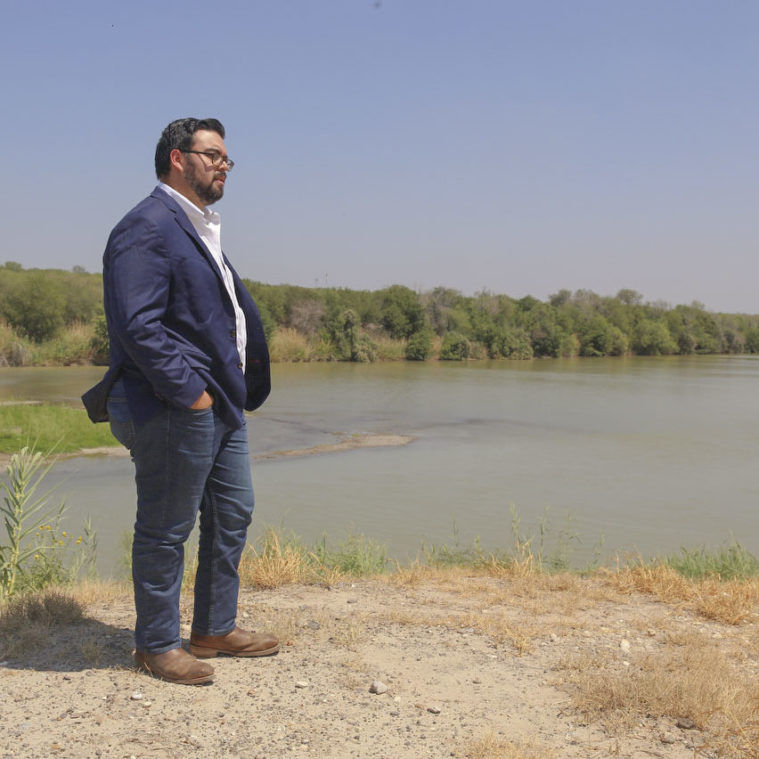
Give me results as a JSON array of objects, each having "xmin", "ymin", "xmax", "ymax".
[{"xmin": 151, "ymin": 187, "xmax": 226, "ymax": 284}]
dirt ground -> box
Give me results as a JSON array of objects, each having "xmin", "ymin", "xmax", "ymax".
[{"xmin": 0, "ymin": 575, "xmax": 755, "ymax": 759}]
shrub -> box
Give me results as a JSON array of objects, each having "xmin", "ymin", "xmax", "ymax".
[
  {"xmin": 31, "ymin": 322, "xmax": 96, "ymax": 365},
  {"xmin": 406, "ymin": 330, "xmax": 432, "ymax": 361},
  {"xmin": 440, "ymin": 332, "xmax": 471, "ymax": 360},
  {"xmin": 0, "ymin": 320, "xmax": 32, "ymax": 367},
  {"xmin": 2, "ymin": 272, "xmax": 65, "ymax": 342}
]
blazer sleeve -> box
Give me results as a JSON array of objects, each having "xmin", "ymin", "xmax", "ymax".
[{"xmin": 104, "ymin": 215, "xmax": 207, "ymax": 408}]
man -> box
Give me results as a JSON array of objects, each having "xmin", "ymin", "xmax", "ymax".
[{"xmin": 83, "ymin": 118, "xmax": 277, "ymax": 685}]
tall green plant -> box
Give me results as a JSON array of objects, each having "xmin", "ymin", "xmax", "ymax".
[{"xmin": 0, "ymin": 447, "xmax": 64, "ymax": 598}]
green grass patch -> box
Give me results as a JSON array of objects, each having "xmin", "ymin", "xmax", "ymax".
[
  {"xmin": 312, "ymin": 532, "xmax": 388, "ymax": 575},
  {"xmin": 0, "ymin": 404, "xmax": 117, "ymax": 454},
  {"xmin": 662, "ymin": 541, "xmax": 759, "ymax": 580}
]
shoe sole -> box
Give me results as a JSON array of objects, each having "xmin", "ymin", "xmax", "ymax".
[{"xmin": 189, "ymin": 642, "xmax": 280, "ymax": 659}]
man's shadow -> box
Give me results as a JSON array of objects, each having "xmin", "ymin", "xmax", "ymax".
[{"xmin": 1, "ymin": 616, "xmax": 135, "ymax": 673}]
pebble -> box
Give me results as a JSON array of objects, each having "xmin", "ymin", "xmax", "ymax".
[
  {"xmin": 130, "ymin": 692, "xmax": 143, "ymax": 701},
  {"xmin": 295, "ymin": 681, "xmax": 309, "ymax": 689},
  {"xmin": 369, "ymin": 680, "xmax": 388, "ymax": 694},
  {"xmin": 620, "ymin": 639, "xmax": 631, "ymax": 652},
  {"xmin": 676, "ymin": 717, "xmax": 696, "ymax": 730},
  {"xmin": 660, "ymin": 732, "xmax": 677, "ymax": 744},
  {"xmin": 549, "ymin": 633, "xmax": 559, "ymax": 642},
  {"xmin": 306, "ymin": 620, "xmax": 320, "ymax": 630},
  {"xmin": 427, "ymin": 705, "xmax": 441, "ymax": 715}
]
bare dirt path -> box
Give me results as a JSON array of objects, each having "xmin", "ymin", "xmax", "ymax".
[{"xmin": 1, "ymin": 575, "xmax": 755, "ymax": 758}]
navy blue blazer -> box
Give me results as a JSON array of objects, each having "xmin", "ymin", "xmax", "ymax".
[{"xmin": 83, "ymin": 187, "xmax": 270, "ymax": 431}]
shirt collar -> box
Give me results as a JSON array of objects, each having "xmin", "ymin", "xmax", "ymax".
[{"xmin": 158, "ymin": 181, "xmax": 220, "ymax": 224}]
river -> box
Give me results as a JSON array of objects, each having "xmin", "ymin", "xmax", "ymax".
[{"xmin": 1, "ymin": 357, "xmax": 756, "ymax": 574}]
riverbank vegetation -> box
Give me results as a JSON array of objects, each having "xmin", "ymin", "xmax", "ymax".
[{"xmin": 2, "ymin": 262, "xmax": 759, "ymax": 365}]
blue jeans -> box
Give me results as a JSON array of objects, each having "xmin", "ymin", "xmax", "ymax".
[{"xmin": 108, "ymin": 380, "xmax": 254, "ymax": 653}]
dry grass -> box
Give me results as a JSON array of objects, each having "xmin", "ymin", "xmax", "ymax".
[
  {"xmin": 456, "ymin": 611, "xmax": 533, "ymax": 653},
  {"xmin": 240, "ymin": 605, "xmax": 302, "ymax": 647},
  {"xmin": 62, "ymin": 579, "xmax": 128, "ymax": 606},
  {"xmin": 0, "ymin": 589, "xmax": 85, "ymax": 657},
  {"xmin": 383, "ymin": 566, "xmax": 607, "ymax": 634},
  {"xmin": 455, "ymin": 731, "xmax": 557, "ymax": 759},
  {"xmin": 236, "ymin": 601, "xmax": 368, "ymax": 652},
  {"xmin": 385, "ymin": 562, "xmax": 474, "ymax": 589},
  {"xmin": 238, "ymin": 529, "xmax": 341, "ymax": 589},
  {"xmin": 371, "ymin": 336, "xmax": 407, "ymax": 360},
  {"xmin": 380, "ymin": 605, "xmax": 534, "ymax": 654},
  {"xmin": 606, "ymin": 564, "xmax": 759, "ymax": 624},
  {"xmin": 328, "ymin": 615, "xmax": 368, "ymax": 650},
  {"xmin": 557, "ymin": 631, "xmax": 759, "ymax": 758},
  {"xmin": 268, "ymin": 327, "xmax": 313, "ymax": 362},
  {"xmin": 483, "ymin": 540, "xmax": 542, "ymax": 578}
]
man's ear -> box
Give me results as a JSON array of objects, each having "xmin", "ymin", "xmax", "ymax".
[{"xmin": 169, "ymin": 148, "xmax": 184, "ymax": 174}]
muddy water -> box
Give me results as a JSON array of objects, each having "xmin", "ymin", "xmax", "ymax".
[{"xmin": 3, "ymin": 357, "xmax": 757, "ymax": 573}]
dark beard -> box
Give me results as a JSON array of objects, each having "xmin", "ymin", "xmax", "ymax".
[{"xmin": 185, "ymin": 161, "xmax": 224, "ymax": 205}]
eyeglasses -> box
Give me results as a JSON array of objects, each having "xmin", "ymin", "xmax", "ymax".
[{"xmin": 180, "ymin": 150, "xmax": 235, "ymax": 170}]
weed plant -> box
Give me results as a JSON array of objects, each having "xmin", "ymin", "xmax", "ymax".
[
  {"xmin": 663, "ymin": 540, "xmax": 759, "ymax": 580},
  {"xmin": 312, "ymin": 532, "xmax": 388, "ymax": 575},
  {"xmin": 0, "ymin": 446, "xmax": 97, "ymax": 598}
]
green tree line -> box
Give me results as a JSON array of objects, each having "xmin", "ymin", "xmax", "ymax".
[{"xmin": 1, "ymin": 261, "xmax": 758, "ymax": 365}]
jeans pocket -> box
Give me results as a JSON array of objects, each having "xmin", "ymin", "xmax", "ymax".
[{"xmin": 183, "ymin": 405, "xmax": 214, "ymax": 415}]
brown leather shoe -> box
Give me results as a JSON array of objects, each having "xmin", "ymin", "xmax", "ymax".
[
  {"xmin": 189, "ymin": 626, "xmax": 280, "ymax": 658},
  {"xmin": 134, "ymin": 647, "xmax": 215, "ymax": 685}
]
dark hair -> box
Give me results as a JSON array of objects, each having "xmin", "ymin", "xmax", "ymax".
[{"xmin": 154, "ymin": 118, "xmax": 225, "ymax": 178}]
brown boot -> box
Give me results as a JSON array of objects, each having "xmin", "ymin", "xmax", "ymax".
[
  {"xmin": 134, "ymin": 647, "xmax": 215, "ymax": 684},
  {"xmin": 190, "ymin": 626, "xmax": 280, "ymax": 658}
]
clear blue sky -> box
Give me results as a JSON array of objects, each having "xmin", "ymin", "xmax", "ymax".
[{"xmin": 3, "ymin": 0, "xmax": 757, "ymax": 312}]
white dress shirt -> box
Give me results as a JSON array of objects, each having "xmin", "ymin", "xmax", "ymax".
[{"xmin": 158, "ymin": 182, "xmax": 247, "ymax": 371}]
